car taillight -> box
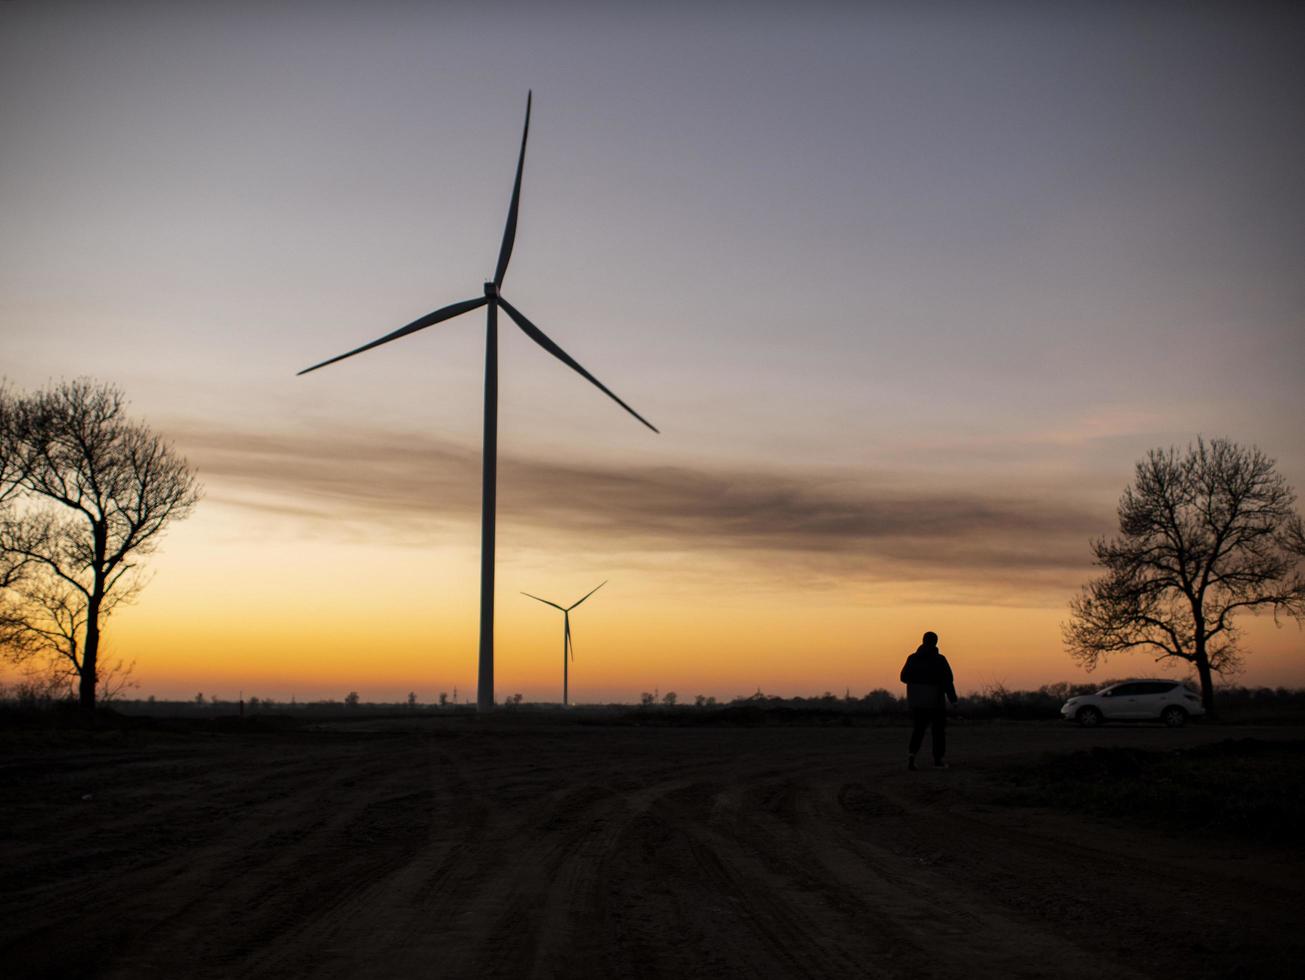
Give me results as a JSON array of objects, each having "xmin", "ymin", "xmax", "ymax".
[{"xmin": 1184, "ymin": 694, "xmax": 1199, "ymax": 702}]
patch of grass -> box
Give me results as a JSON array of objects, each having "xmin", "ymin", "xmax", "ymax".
[{"xmin": 995, "ymin": 738, "xmax": 1305, "ymax": 847}]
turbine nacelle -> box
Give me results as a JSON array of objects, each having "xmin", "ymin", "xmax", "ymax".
[{"xmin": 484, "ymin": 281, "xmax": 499, "ymax": 299}]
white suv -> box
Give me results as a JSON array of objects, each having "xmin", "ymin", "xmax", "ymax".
[{"xmin": 1060, "ymin": 680, "xmax": 1205, "ymax": 728}]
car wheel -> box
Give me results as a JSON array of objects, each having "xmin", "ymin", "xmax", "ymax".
[
  {"xmin": 1161, "ymin": 706, "xmax": 1187, "ymax": 728},
  {"xmin": 1076, "ymin": 706, "xmax": 1103, "ymax": 728}
]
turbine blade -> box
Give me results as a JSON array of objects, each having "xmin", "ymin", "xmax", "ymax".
[
  {"xmin": 522, "ymin": 591, "xmax": 566, "ymax": 611},
  {"xmin": 297, "ymin": 297, "xmax": 487, "ymax": 375},
  {"xmin": 568, "ymin": 580, "xmax": 607, "ymax": 610},
  {"xmin": 565, "ymin": 617, "xmax": 574, "ymax": 662},
  {"xmin": 498, "ymin": 298, "xmax": 659, "ymax": 433},
  {"xmin": 493, "ymin": 91, "xmax": 532, "ymax": 288}
]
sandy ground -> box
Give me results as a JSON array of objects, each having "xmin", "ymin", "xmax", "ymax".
[{"xmin": 1, "ymin": 720, "xmax": 1301, "ymax": 979}]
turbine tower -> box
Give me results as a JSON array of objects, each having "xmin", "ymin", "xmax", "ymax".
[
  {"xmin": 298, "ymin": 94, "xmax": 657, "ymax": 711},
  {"xmin": 522, "ymin": 581, "xmax": 606, "ymax": 706}
]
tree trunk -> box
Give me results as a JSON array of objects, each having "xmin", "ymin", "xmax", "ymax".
[
  {"xmin": 1193, "ymin": 635, "xmax": 1217, "ymax": 718},
  {"xmin": 80, "ymin": 602, "xmax": 100, "ymax": 722},
  {"xmin": 83, "ymin": 522, "xmax": 108, "ymax": 723}
]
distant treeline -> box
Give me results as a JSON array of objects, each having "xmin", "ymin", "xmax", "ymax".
[
  {"xmin": 4, "ymin": 679, "xmax": 1304, "ymax": 725},
  {"xmin": 614, "ymin": 683, "xmax": 1305, "ymax": 725}
]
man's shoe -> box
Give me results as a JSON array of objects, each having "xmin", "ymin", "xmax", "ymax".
[
  {"xmin": 908, "ymin": 756, "xmax": 918, "ymax": 771},
  {"xmin": 932, "ymin": 761, "xmax": 950, "ymax": 769}
]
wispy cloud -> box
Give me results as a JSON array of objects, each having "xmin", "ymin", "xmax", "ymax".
[{"xmin": 170, "ymin": 421, "xmax": 1109, "ymax": 600}]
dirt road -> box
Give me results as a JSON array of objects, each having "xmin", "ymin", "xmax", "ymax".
[{"xmin": 1, "ymin": 721, "xmax": 1300, "ymax": 978}]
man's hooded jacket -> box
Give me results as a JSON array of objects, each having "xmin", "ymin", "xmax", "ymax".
[{"xmin": 900, "ymin": 644, "xmax": 958, "ymax": 710}]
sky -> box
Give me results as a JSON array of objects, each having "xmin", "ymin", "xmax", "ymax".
[{"xmin": 2, "ymin": 1, "xmax": 1303, "ymax": 702}]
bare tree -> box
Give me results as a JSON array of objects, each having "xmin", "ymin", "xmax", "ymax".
[
  {"xmin": 0, "ymin": 380, "xmax": 201, "ymax": 718},
  {"xmin": 1064, "ymin": 438, "xmax": 1305, "ymax": 713}
]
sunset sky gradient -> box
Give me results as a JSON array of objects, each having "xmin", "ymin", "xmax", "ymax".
[{"xmin": 3, "ymin": 2, "xmax": 1303, "ymax": 701}]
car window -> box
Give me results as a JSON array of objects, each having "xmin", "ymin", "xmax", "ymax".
[
  {"xmin": 1112, "ymin": 683, "xmax": 1145, "ymax": 696},
  {"xmin": 1139, "ymin": 682, "xmax": 1177, "ymax": 695}
]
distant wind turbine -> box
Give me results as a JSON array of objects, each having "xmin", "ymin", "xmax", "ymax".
[
  {"xmin": 298, "ymin": 93, "xmax": 657, "ymax": 711},
  {"xmin": 522, "ymin": 581, "xmax": 606, "ymax": 706}
]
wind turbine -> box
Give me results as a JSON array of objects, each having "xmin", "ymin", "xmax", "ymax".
[
  {"xmin": 522, "ymin": 581, "xmax": 606, "ymax": 706},
  {"xmin": 297, "ymin": 93, "xmax": 657, "ymax": 712}
]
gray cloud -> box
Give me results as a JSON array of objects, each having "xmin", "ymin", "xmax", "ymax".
[{"xmin": 170, "ymin": 421, "xmax": 1108, "ymax": 597}]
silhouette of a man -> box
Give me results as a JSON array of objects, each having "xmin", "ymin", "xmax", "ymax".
[{"xmin": 900, "ymin": 631, "xmax": 958, "ymax": 770}]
